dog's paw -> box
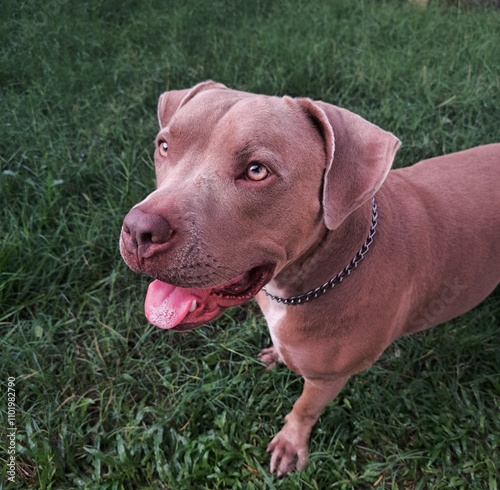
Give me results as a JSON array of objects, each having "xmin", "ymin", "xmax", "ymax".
[
  {"xmin": 266, "ymin": 423, "xmax": 309, "ymax": 476},
  {"xmin": 257, "ymin": 345, "xmax": 284, "ymax": 370}
]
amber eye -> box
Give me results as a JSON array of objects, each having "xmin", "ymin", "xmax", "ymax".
[
  {"xmin": 158, "ymin": 141, "xmax": 168, "ymax": 158},
  {"xmin": 246, "ymin": 162, "xmax": 270, "ymax": 181}
]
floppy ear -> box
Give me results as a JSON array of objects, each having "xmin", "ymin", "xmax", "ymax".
[
  {"xmin": 157, "ymin": 80, "xmax": 227, "ymax": 129},
  {"xmin": 297, "ymin": 98, "xmax": 401, "ymax": 230}
]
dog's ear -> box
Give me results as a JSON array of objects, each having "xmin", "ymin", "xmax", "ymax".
[
  {"xmin": 157, "ymin": 80, "xmax": 227, "ymax": 129},
  {"xmin": 297, "ymin": 98, "xmax": 400, "ymax": 230}
]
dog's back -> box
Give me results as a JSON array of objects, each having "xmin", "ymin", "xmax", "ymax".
[{"xmin": 383, "ymin": 144, "xmax": 500, "ymax": 334}]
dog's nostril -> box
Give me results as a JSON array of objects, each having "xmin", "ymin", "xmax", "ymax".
[
  {"xmin": 122, "ymin": 207, "xmax": 173, "ymax": 251},
  {"xmin": 139, "ymin": 232, "xmax": 154, "ymax": 245}
]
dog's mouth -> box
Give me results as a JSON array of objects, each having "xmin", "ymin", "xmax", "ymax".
[{"xmin": 144, "ymin": 264, "xmax": 274, "ymax": 330}]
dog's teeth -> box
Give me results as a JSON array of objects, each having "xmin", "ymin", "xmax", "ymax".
[{"xmin": 189, "ymin": 300, "xmax": 197, "ymax": 313}]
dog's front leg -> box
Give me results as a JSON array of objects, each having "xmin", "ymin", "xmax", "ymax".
[{"xmin": 267, "ymin": 375, "xmax": 349, "ymax": 476}]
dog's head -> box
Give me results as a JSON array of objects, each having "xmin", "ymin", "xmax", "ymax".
[{"xmin": 120, "ymin": 81, "xmax": 400, "ymax": 330}]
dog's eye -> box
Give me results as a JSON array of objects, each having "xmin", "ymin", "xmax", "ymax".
[
  {"xmin": 246, "ymin": 162, "xmax": 270, "ymax": 181},
  {"xmin": 158, "ymin": 141, "xmax": 168, "ymax": 158}
]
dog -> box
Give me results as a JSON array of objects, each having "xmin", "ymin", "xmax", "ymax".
[{"xmin": 120, "ymin": 81, "xmax": 500, "ymax": 476}]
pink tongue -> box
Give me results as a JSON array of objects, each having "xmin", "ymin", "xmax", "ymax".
[{"xmin": 144, "ymin": 279, "xmax": 210, "ymax": 329}]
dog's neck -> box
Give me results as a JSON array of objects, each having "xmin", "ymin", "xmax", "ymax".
[{"xmin": 267, "ymin": 198, "xmax": 375, "ymax": 300}]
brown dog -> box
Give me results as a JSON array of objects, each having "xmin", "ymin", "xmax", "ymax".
[{"xmin": 120, "ymin": 81, "xmax": 500, "ymax": 476}]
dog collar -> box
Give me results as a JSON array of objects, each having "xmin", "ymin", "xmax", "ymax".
[{"xmin": 262, "ymin": 197, "xmax": 378, "ymax": 305}]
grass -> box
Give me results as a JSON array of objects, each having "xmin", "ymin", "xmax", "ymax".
[{"xmin": 1, "ymin": 0, "xmax": 499, "ymax": 488}]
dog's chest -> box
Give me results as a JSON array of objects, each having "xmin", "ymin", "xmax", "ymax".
[
  {"xmin": 260, "ymin": 297, "xmax": 318, "ymax": 374},
  {"xmin": 259, "ymin": 294, "xmax": 288, "ymax": 356}
]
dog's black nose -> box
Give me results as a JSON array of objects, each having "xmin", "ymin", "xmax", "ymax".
[{"xmin": 122, "ymin": 207, "xmax": 173, "ymax": 258}]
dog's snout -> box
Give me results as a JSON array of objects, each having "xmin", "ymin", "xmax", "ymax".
[{"xmin": 122, "ymin": 207, "xmax": 173, "ymax": 258}]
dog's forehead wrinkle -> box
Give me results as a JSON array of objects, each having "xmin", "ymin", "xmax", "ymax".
[
  {"xmin": 214, "ymin": 125, "xmax": 309, "ymax": 177},
  {"xmin": 164, "ymin": 112, "xmax": 180, "ymax": 134}
]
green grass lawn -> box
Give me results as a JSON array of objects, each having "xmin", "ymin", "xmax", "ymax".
[{"xmin": 1, "ymin": 0, "xmax": 499, "ymax": 488}]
